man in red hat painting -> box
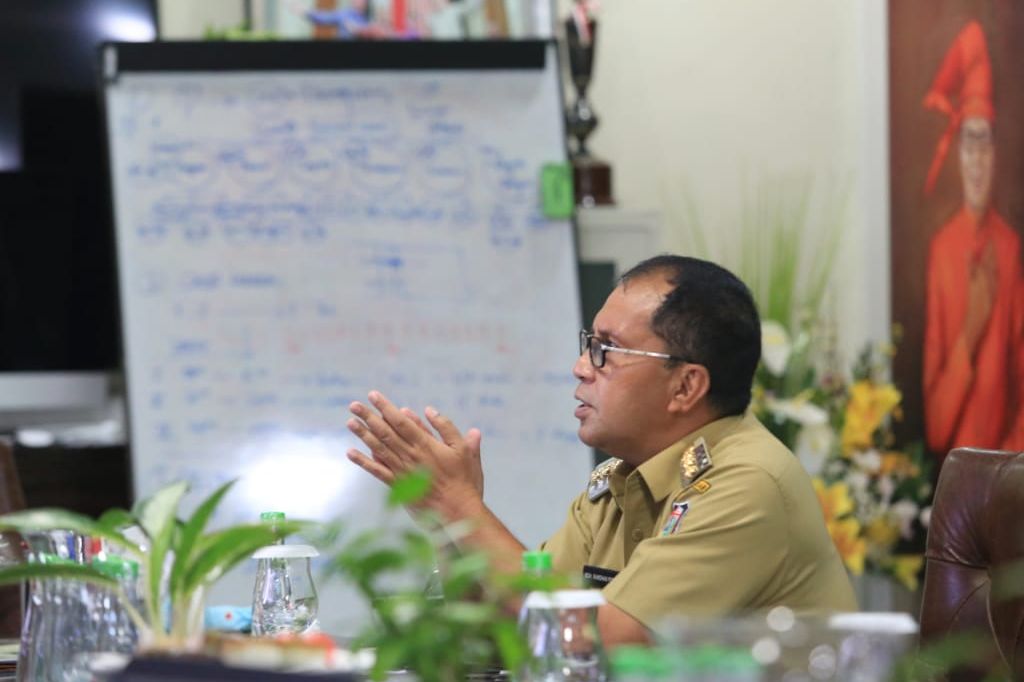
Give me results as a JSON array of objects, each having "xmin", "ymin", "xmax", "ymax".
[{"xmin": 922, "ymin": 20, "xmax": 1024, "ymax": 455}]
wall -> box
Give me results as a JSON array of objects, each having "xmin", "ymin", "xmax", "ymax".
[
  {"xmin": 572, "ymin": 0, "xmax": 891, "ymax": 363},
  {"xmin": 158, "ymin": 1, "xmax": 244, "ymax": 38}
]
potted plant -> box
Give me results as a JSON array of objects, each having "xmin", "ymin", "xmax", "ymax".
[
  {"xmin": 0, "ymin": 479, "xmax": 304, "ymax": 652},
  {"xmin": 319, "ymin": 468, "xmax": 541, "ymax": 682}
]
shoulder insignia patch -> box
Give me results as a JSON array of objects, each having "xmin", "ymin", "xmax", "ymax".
[
  {"xmin": 660, "ymin": 501, "xmax": 690, "ymax": 536},
  {"xmin": 588, "ymin": 457, "xmax": 621, "ymax": 502},
  {"xmin": 680, "ymin": 437, "xmax": 713, "ymax": 486}
]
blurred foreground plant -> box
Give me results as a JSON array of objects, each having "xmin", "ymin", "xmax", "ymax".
[
  {"xmin": 318, "ymin": 468, "xmax": 556, "ymax": 682},
  {"xmin": 0, "ymin": 480, "xmax": 303, "ymax": 651}
]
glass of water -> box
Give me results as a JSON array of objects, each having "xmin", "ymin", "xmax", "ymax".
[{"xmin": 251, "ymin": 544, "xmax": 319, "ymax": 636}]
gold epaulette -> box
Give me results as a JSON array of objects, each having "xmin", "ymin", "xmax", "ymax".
[
  {"xmin": 680, "ymin": 437, "xmax": 713, "ymax": 486},
  {"xmin": 587, "ymin": 457, "xmax": 621, "ymax": 501}
]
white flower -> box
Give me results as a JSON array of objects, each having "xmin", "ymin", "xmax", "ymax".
[
  {"xmin": 889, "ymin": 500, "xmax": 920, "ymax": 539},
  {"xmin": 761, "ymin": 320, "xmax": 792, "ymax": 376},
  {"xmin": 846, "ymin": 470, "xmax": 869, "ymax": 497},
  {"xmin": 919, "ymin": 506, "xmax": 932, "ymax": 529},
  {"xmin": 765, "ymin": 396, "xmax": 828, "ymax": 427},
  {"xmin": 851, "ymin": 448, "xmax": 882, "ymax": 474},
  {"xmin": 876, "ymin": 474, "xmax": 895, "ymax": 508},
  {"xmin": 795, "ymin": 423, "xmax": 834, "ymax": 476}
]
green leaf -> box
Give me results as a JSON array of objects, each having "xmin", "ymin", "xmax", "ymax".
[
  {"xmin": 388, "ymin": 469, "xmax": 431, "ymax": 507},
  {"xmin": 344, "ymin": 548, "xmax": 408, "ymax": 584},
  {"xmin": 169, "ymin": 479, "xmax": 237, "ymax": 604},
  {"xmin": 132, "ymin": 480, "xmax": 189, "ymax": 542},
  {"xmin": 400, "ymin": 530, "xmax": 436, "ymax": 568},
  {"xmin": 97, "ymin": 508, "xmax": 136, "ymax": 533},
  {"xmin": 133, "ymin": 481, "xmax": 189, "ymax": 618},
  {"xmin": 372, "ymin": 639, "xmax": 409, "ymax": 681},
  {"xmin": 0, "ymin": 509, "xmax": 136, "ymax": 553},
  {"xmin": 442, "ymin": 552, "xmax": 490, "ymax": 599},
  {"xmin": 0, "ymin": 562, "xmax": 118, "ymax": 588},
  {"xmin": 442, "ymin": 601, "xmax": 496, "ymax": 625},
  {"xmin": 490, "ymin": 618, "xmax": 528, "ymax": 671},
  {"xmin": 181, "ymin": 523, "xmax": 301, "ymax": 594}
]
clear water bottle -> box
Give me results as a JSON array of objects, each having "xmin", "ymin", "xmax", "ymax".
[
  {"xmin": 17, "ymin": 553, "xmax": 60, "ymax": 682},
  {"xmin": 423, "ymin": 564, "xmax": 444, "ymax": 602},
  {"xmin": 89, "ymin": 555, "xmax": 141, "ymax": 656},
  {"xmin": 17, "ymin": 552, "xmax": 95, "ymax": 682},
  {"xmin": 518, "ymin": 589, "xmax": 608, "ymax": 682},
  {"xmin": 251, "ymin": 512, "xmax": 319, "ymax": 636}
]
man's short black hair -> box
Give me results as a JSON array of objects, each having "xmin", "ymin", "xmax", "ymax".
[{"xmin": 620, "ymin": 255, "xmax": 761, "ymax": 417}]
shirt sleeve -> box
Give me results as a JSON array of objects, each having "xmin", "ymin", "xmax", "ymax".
[
  {"xmin": 923, "ymin": 236, "xmax": 974, "ymax": 452},
  {"xmin": 540, "ymin": 491, "xmax": 594, "ymax": 578},
  {"xmin": 601, "ymin": 465, "xmax": 788, "ymax": 628}
]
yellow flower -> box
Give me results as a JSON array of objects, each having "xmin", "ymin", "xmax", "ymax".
[
  {"xmin": 841, "ymin": 381, "xmax": 902, "ymax": 455},
  {"xmin": 878, "ymin": 451, "xmax": 918, "ymax": 478},
  {"xmin": 813, "ymin": 479, "xmax": 854, "ymax": 523},
  {"xmin": 864, "ymin": 516, "xmax": 900, "ymax": 551},
  {"xmin": 888, "ymin": 554, "xmax": 924, "ymax": 592},
  {"xmin": 828, "ymin": 518, "xmax": 866, "ymax": 575}
]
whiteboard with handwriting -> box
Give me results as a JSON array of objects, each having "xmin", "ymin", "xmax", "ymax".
[{"xmin": 103, "ymin": 42, "xmax": 589, "ymax": 634}]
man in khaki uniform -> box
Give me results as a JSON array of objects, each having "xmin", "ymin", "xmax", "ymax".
[
  {"xmin": 543, "ymin": 412, "xmax": 855, "ymax": 626},
  {"xmin": 347, "ymin": 255, "xmax": 856, "ymax": 646}
]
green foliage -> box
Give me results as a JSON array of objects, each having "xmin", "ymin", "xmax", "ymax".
[
  {"xmin": 0, "ymin": 479, "xmax": 306, "ymax": 650},
  {"xmin": 670, "ymin": 172, "xmax": 850, "ymax": 333},
  {"xmin": 0, "ymin": 561, "xmax": 118, "ymax": 588},
  {"xmin": 388, "ymin": 468, "xmax": 433, "ymax": 506},
  {"xmin": 318, "ymin": 469, "xmax": 530, "ymax": 682}
]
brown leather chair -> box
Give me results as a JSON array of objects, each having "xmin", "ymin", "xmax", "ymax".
[
  {"xmin": 0, "ymin": 436, "xmax": 27, "ymax": 637},
  {"xmin": 919, "ymin": 447, "xmax": 1024, "ymax": 680}
]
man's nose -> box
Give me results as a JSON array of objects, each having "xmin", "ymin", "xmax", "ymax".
[{"xmin": 573, "ymin": 349, "xmax": 594, "ymax": 380}]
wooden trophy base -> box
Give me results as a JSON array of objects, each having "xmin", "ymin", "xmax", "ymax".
[{"xmin": 573, "ymin": 156, "xmax": 613, "ymax": 207}]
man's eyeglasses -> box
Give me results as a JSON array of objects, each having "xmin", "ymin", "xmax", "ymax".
[{"xmin": 579, "ymin": 330, "xmax": 687, "ymax": 369}]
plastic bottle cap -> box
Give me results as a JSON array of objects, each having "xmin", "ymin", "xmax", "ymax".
[
  {"xmin": 521, "ymin": 550, "xmax": 553, "ymax": 573},
  {"xmin": 259, "ymin": 511, "xmax": 286, "ymax": 523},
  {"xmin": 252, "ymin": 544, "xmax": 319, "ymax": 559},
  {"xmin": 522, "ymin": 588, "xmax": 605, "ymax": 609}
]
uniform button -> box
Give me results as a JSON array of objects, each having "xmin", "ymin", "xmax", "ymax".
[{"xmin": 631, "ymin": 529, "xmax": 644, "ymax": 542}]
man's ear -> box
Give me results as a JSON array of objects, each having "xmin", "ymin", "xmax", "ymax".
[{"xmin": 667, "ymin": 364, "xmax": 711, "ymax": 414}]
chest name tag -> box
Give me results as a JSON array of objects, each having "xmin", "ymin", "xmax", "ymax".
[
  {"xmin": 582, "ymin": 564, "xmax": 619, "ymax": 589},
  {"xmin": 660, "ymin": 501, "xmax": 690, "ymax": 536}
]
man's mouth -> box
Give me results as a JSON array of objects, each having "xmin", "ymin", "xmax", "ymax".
[{"xmin": 574, "ymin": 396, "xmax": 592, "ymax": 419}]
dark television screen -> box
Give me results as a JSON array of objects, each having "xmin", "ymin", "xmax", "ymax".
[{"xmin": 0, "ymin": 0, "xmax": 157, "ymax": 371}]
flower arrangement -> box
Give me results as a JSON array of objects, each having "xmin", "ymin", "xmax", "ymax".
[{"xmin": 754, "ymin": 320, "xmax": 934, "ymax": 591}]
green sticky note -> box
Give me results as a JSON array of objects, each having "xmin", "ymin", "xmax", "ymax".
[{"xmin": 541, "ymin": 162, "xmax": 574, "ymax": 219}]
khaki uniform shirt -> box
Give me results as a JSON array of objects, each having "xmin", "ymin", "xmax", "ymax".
[{"xmin": 541, "ymin": 410, "xmax": 857, "ymax": 628}]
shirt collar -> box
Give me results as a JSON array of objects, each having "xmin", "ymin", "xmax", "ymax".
[{"xmin": 610, "ymin": 410, "xmax": 753, "ymax": 504}]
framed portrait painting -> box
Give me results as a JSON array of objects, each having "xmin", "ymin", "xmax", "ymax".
[{"xmin": 889, "ymin": 0, "xmax": 1024, "ymax": 462}]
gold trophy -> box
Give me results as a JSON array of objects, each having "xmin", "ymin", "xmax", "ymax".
[{"xmin": 565, "ymin": 0, "xmax": 612, "ymax": 206}]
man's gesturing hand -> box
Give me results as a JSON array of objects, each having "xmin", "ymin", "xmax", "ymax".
[{"xmin": 346, "ymin": 391, "xmax": 484, "ymax": 517}]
